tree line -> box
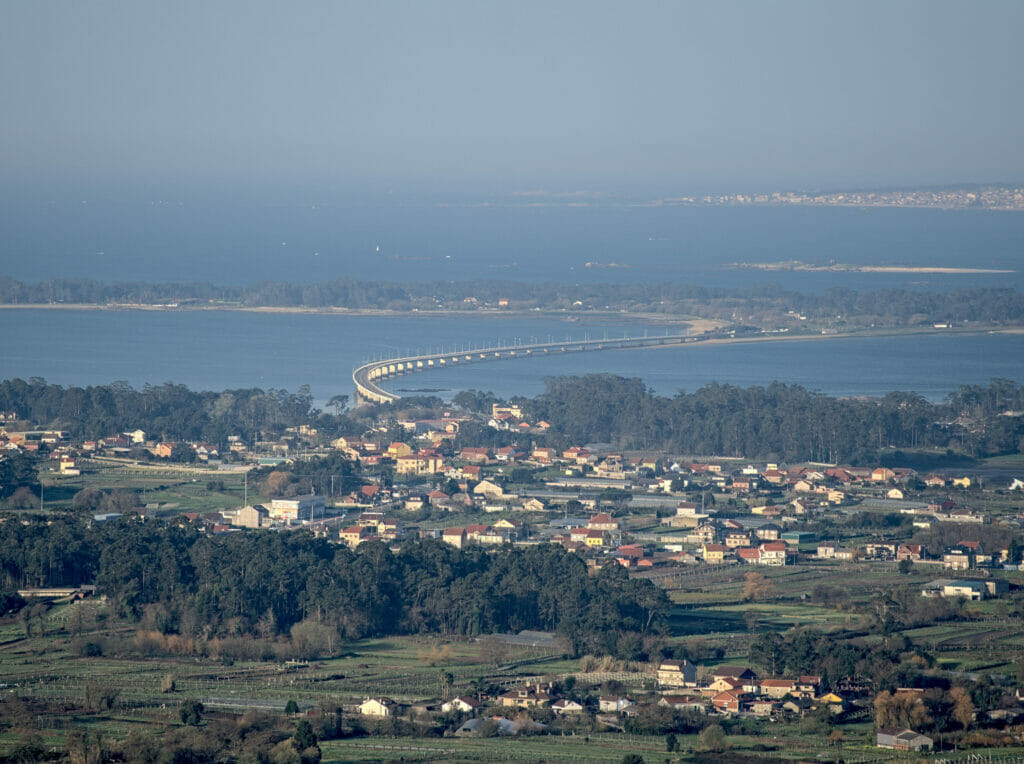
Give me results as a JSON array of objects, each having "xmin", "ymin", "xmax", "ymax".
[
  {"xmin": 0, "ymin": 517, "xmax": 671, "ymax": 659},
  {"xmin": 3, "ymin": 275, "xmax": 1023, "ymax": 326},
  {"xmin": 525, "ymin": 375, "xmax": 1024, "ymax": 462},
  {"xmin": 0, "ymin": 378, "xmax": 324, "ymax": 443}
]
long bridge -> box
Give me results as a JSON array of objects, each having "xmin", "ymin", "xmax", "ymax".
[{"xmin": 353, "ymin": 332, "xmax": 696, "ymax": 404}]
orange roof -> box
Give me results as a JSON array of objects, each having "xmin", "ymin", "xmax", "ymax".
[{"xmin": 713, "ymin": 689, "xmax": 743, "ymax": 701}]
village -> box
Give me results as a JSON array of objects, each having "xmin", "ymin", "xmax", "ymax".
[
  {"xmin": 4, "ymin": 400, "xmax": 1024, "ymax": 758},
  {"xmin": 7, "ymin": 400, "xmax": 1023, "ymax": 586},
  {"xmin": 350, "ymin": 660, "xmax": 937, "ymax": 753}
]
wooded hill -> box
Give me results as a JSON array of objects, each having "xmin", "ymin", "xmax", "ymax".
[
  {"xmin": 526, "ymin": 375, "xmax": 1024, "ymax": 463},
  {"xmin": 0, "ymin": 520, "xmax": 670, "ymax": 660}
]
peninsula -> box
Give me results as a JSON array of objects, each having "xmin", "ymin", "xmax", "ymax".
[
  {"xmin": 2, "ymin": 278, "xmax": 1023, "ymax": 334},
  {"xmin": 728, "ymin": 260, "xmax": 1014, "ymax": 275}
]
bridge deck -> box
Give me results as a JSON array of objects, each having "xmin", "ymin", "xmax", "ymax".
[{"xmin": 352, "ymin": 333, "xmax": 693, "ymax": 405}]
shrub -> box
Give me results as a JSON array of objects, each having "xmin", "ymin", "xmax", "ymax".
[
  {"xmin": 70, "ymin": 638, "xmax": 105, "ymax": 657},
  {"xmin": 179, "ymin": 700, "xmax": 204, "ymax": 726},
  {"xmin": 699, "ymin": 723, "xmax": 727, "ymax": 753}
]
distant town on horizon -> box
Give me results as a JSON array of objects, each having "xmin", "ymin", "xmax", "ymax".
[{"xmin": 492, "ymin": 183, "xmax": 1024, "ymax": 211}]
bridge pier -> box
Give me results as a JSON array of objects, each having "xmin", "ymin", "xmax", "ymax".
[{"xmin": 352, "ymin": 332, "xmax": 692, "ymax": 406}]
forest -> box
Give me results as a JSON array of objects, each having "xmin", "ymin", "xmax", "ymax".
[
  {"xmin": 526, "ymin": 375, "xmax": 1024, "ymax": 462},
  {"xmin": 0, "ymin": 378, "xmax": 329, "ymax": 443},
  {"xmin": 0, "ymin": 519, "xmax": 670, "ymax": 660},
  {"xmin": 2, "ymin": 275, "xmax": 1023, "ymax": 327}
]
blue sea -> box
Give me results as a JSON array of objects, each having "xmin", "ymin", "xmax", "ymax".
[
  {"xmin": 3, "ymin": 195, "xmax": 1023, "ymax": 292},
  {"xmin": 1, "ymin": 309, "xmax": 1021, "ymax": 406}
]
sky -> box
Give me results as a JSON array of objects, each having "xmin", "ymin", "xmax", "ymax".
[{"xmin": 2, "ymin": 1, "xmax": 1023, "ymax": 196}]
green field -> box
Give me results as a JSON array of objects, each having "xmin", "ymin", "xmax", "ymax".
[
  {"xmin": 321, "ymin": 733, "xmax": 675, "ymax": 763},
  {"xmin": 317, "ymin": 727, "xmax": 926, "ymax": 763},
  {"xmin": 42, "ymin": 457, "xmax": 252, "ymax": 515},
  {"xmin": 3, "ymin": 576, "xmax": 1022, "ymax": 760},
  {"xmin": 0, "ymin": 613, "xmax": 574, "ymax": 712}
]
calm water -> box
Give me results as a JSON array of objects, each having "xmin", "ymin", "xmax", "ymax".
[
  {"xmin": 2, "ymin": 309, "xmax": 1021, "ymax": 405},
  {"xmin": 3, "ymin": 200, "xmax": 1023, "ymax": 293}
]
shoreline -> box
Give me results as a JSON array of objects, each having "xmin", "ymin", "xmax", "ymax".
[
  {"xmin": 728, "ymin": 262, "xmax": 1014, "ymax": 274},
  {"xmin": 644, "ymin": 325, "xmax": 1024, "ymax": 349},
  {"xmin": 0, "ymin": 301, "xmax": 713, "ymax": 327},
  {"xmin": 4, "ymin": 302, "xmax": 1022, "ymax": 341}
]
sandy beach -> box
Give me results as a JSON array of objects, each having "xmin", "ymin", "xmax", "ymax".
[
  {"xmin": 0, "ymin": 301, "xmax": 720, "ymax": 330},
  {"xmin": 4, "ymin": 302, "xmax": 1021, "ymax": 342}
]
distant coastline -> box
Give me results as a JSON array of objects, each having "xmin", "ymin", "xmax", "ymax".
[
  {"xmin": 621, "ymin": 324, "xmax": 1024, "ymax": 350},
  {"xmin": 647, "ymin": 183, "xmax": 1024, "ymax": 211},
  {"xmin": 0, "ymin": 301, "xmax": 684, "ymax": 322},
  {"xmin": 3, "ymin": 280, "xmax": 1023, "ymax": 341},
  {"xmin": 4, "ymin": 301, "xmax": 1023, "ymax": 345},
  {"xmin": 728, "ymin": 260, "xmax": 1014, "ymax": 275},
  {"xmin": 0, "ymin": 301, "xmax": 716, "ymax": 330}
]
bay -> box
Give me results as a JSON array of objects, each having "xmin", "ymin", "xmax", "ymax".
[
  {"xmin": 1, "ymin": 309, "xmax": 1022, "ymax": 406},
  {"xmin": 4, "ymin": 201, "xmax": 1023, "ymax": 293}
]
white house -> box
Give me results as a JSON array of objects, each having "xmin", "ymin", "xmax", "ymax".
[
  {"xmin": 551, "ymin": 698, "xmax": 585, "ymax": 714},
  {"xmin": 876, "ymin": 728, "xmax": 933, "ymax": 752},
  {"xmin": 472, "ymin": 479, "xmax": 505, "ymax": 498},
  {"xmin": 657, "ymin": 659, "xmax": 697, "ymax": 687},
  {"xmin": 358, "ymin": 697, "xmax": 397, "ymax": 717},
  {"xmin": 441, "ymin": 696, "xmax": 481, "ymax": 714},
  {"xmin": 269, "ymin": 495, "xmax": 325, "ymax": 522},
  {"xmin": 598, "ymin": 696, "xmax": 634, "ymax": 713}
]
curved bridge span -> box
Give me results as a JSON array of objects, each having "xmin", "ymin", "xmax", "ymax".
[{"xmin": 353, "ymin": 333, "xmax": 695, "ymax": 405}]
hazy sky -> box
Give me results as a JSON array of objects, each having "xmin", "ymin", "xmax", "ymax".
[{"xmin": 3, "ymin": 1, "xmax": 1023, "ymax": 193}]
